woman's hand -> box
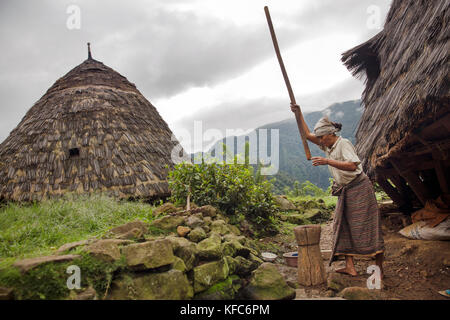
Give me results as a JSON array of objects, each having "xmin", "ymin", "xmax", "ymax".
[
  {"xmin": 312, "ymin": 157, "xmax": 358, "ymax": 171},
  {"xmin": 290, "ymin": 103, "xmax": 300, "ymax": 113},
  {"xmin": 311, "ymin": 156, "xmax": 328, "ymax": 166}
]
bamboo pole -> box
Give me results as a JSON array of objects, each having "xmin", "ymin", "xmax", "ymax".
[{"xmin": 264, "ymin": 6, "xmax": 311, "ymax": 160}]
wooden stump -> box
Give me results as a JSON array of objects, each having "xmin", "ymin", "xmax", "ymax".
[{"xmin": 294, "ymin": 225, "xmax": 326, "ymax": 286}]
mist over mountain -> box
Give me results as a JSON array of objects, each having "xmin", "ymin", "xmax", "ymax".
[{"xmin": 191, "ymin": 99, "xmax": 362, "ymax": 193}]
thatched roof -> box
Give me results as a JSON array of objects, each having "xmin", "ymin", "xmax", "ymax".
[
  {"xmin": 342, "ymin": 0, "xmax": 450, "ymax": 176},
  {"xmin": 0, "ymin": 49, "xmax": 185, "ymax": 201}
]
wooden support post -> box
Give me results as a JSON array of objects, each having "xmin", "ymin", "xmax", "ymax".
[
  {"xmin": 186, "ymin": 186, "xmax": 191, "ymax": 210},
  {"xmin": 375, "ymin": 173, "xmax": 406, "ymax": 207},
  {"xmin": 389, "ymin": 174, "xmax": 416, "ymax": 211},
  {"xmin": 391, "ymin": 160, "xmax": 431, "ymax": 205},
  {"xmin": 433, "ymin": 161, "xmax": 449, "ymax": 194},
  {"xmin": 390, "ymin": 175, "xmax": 410, "ymax": 198},
  {"xmin": 293, "ymin": 225, "xmax": 326, "ymax": 286},
  {"xmin": 432, "ymin": 151, "xmax": 450, "ymax": 194}
]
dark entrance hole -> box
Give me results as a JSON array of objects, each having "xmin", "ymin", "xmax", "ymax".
[{"xmin": 69, "ymin": 148, "xmax": 80, "ymax": 157}]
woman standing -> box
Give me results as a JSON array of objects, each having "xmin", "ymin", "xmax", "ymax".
[{"xmin": 291, "ymin": 103, "xmax": 385, "ymax": 278}]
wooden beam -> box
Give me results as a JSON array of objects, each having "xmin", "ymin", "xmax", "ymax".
[
  {"xmin": 389, "ymin": 175, "xmax": 413, "ymax": 202},
  {"xmin": 390, "ymin": 160, "xmax": 431, "ymax": 205},
  {"xmin": 402, "ymin": 137, "xmax": 450, "ymax": 158},
  {"xmin": 376, "ymin": 167, "xmax": 397, "ymax": 176},
  {"xmin": 433, "ymin": 161, "xmax": 449, "ymax": 194},
  {"xmin": 419, "ymin": 169, "xmax": 441, "ymax": 197},
  {"xmin": 390, "ymin": 156, "xmax": 450, "ymax": 174},
  {"xmin": 389, "ymin": 174, "xmax": 416, "ymax": 211},
  {"xmin": 432, "ymin": 150, "xmax": 450, "ymax": 194},
  {"xmin": 419, "ymin": 112, "xmax": 450, "ymax": 137},
  {"xmin": 390, "ymin": 175, "xmax": 409, "ymax": 196},
  {"xmin": 375, "ymin": 174, "xmax": 406, "ymax": 207}
]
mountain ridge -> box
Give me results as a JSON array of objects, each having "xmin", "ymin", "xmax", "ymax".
[{"xmin": 191, "ymin": 99, "xmax": 362, "ymax": 192}]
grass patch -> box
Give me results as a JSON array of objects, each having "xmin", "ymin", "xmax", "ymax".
[
  {"xmin": 0, "ymin": 194, "xmax": 156, "ymax": 264},
  {"xmin": 286, "ymin": 195, "xmax": 337, "ymax": 207}
]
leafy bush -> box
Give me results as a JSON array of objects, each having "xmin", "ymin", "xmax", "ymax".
[
  {"xmin": 167, "ymin": 158, "xmax": 278, "ymax": 236},
  {"xmin": 284, "ymin": 179, "xmax": 330, "ymax": 197}
]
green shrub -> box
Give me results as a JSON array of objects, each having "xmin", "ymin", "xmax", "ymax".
[{"xmin": 167, "ymin": 158, "xmax": 278, "ymax": 236}]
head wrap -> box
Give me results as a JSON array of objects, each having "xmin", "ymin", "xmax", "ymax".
[{"xmin": 313, "ymin": 116, "xmax": 340, "ymax": 137}]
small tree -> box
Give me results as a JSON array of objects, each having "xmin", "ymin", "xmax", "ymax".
[
  {"xmin": 293, "ymin": 181, "xmax": 300, "ymax": 197},
  {"xmin": 167, "ymin": 153, "xmax": 278, "ymax": 236},
  {"xmin": 300, "ymin": 180, "xmax": 326, "ymax": 197}
]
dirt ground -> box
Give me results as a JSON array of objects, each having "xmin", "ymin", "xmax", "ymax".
[{"xmin": 261, "ymin": 202, "xmax": 450, "ymax": 300}]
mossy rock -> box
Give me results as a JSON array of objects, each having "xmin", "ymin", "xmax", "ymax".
[
  {"xmin": 224, "ymin": 256, "xmax": 237, "ymax": 275},
  {"xmin": 233, "ymin": 256, "xmax": 259, "ymax": 276},
  {"xmin": 107, "ymin": 219, "xmax": 149, "ymax": 237},
  {"xmin": 186, "ymin": 215, "xmax": 204, "ymax": 229},
  {"xmin": 177, "ymin": 226, "xmax": 191, "ymax": 237},
  {"xmin": 199, "ymin": 205, "xmax": 217, "ymax": 217},
  {"xmin": 108, "ymin": 270, "xmax": 193, "ymax": 300},
  {"xmin": 85, "ymin": 239, "xmax": 132, "ymax": 262},
  {"xmin": 172, "ymin": 256, "xmax": 187, "ymax": 273},
  {"xmin": 338, "ymin": 287, "xmax": 381, "ymax": 300},
  {"xmin": 285, "ymin": 214, "xmax": 311, "ymax": 225},
  {"xmin": 221, "ymin": 240, "xmax": 250, "ymax": 258},
  {"xmin": 228, "ymin": 224, "xmax": 242, "ymax": 236},
  {"xmin": 304, "ymin": 209, "xmax": 331, "ymax": 223},
  {"xmin": 241, "ymin": 263, "xmax": 295, "ymax": 300},
  {"xmin": 150, "ymin": 215, "xmax": 185, "ymax": 232},
  {"xmin": 223, "ymin": 234, "xmax": 246, "ymax": 244},
  {"xmin": 248, "ymin": 253, "xmax": 264, "ymax": 265},
  {"xmin": 12, "ymin": 254, "xmax": 81, "ymax": 274},
  {"xmin": 194, "ymin": 275, "xmax": 241, "ymax": 300},
  {"xmin": 0, "ymin": 253, "xmax": 126, "ymax": 300},
  {"xmin": 153, "ymin": 202, "xmax": 180, "ymax": 216},
  {"xmin": 210, "ymin": 220, "xmax": 231, "ymax": 235},
  {"xmin": 192, "ymin": 257, "xmax": 229, "ymax": 293},
  {"xmin": 197, "ymin": 233, "xmax": 222, "ymax": 261},
  {"xmin": 121, "ymin": 239, "xmax": 175, "ymax": 270},
  {"xmin": 327, "ymin": 272, "xmax": 352, "ymax": 292},
  {"xmin": 203, "ymin": 216, "xmax": 213, "ymax": 226},
  {"xmin": 187, "ymin": 227, "xmax": 207, "ymax": 243},
  {"xmin": 0, "ymin": 287, "xmax": 14, "ymax": 300},
  {"xmin": 274, "ymin": 196, "xmax": 296, "ymax": 210},
  {"xmin": 166, "ymin": 236, "xmax": 198, "ymax": 271},
  {"xmin": 304, "ymin": 200, "xmax": 320, "ymax": 209},
  {"xmin": 68, "ymin": 286, "xmax": 97, "ymax": 300}
]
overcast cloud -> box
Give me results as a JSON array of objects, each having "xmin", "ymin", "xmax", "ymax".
[{"xmin": 0, "ymin": 0, "xmax": 391, "ymax": 153}]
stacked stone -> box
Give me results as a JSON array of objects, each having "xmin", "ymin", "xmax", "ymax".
[{"xmin": 5, "ymin": 204, "xmax": 298, "ymax": 300}]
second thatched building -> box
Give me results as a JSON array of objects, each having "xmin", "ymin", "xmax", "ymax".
[{"xmin": 0, "ymin": 46, "xmax": 188, "ymax": 201}]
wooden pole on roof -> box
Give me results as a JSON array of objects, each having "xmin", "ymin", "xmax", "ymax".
[
  {"xmin": 264, "ymin": 6, "xmax": 311, "ymax": 160},
  {"xmin": 87, "ymin": 42, "xmax": 92, "ymax": 60}
]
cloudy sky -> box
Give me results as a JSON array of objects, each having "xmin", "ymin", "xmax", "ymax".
[{"xmin": 0, "ymin": 0, "xmax": 391, "ymax": 153}]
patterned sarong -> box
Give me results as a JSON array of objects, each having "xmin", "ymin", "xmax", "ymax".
[{"xmin": 329, "ymin": 173, "xmax": 385, "ymax": 266}]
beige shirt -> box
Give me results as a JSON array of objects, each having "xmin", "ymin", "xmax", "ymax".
[{"xmin": 320, "ymin": 136, "xmax": 362, "ymax": 186}]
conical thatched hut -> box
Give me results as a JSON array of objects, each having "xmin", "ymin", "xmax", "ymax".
[
  {"xmin": 342, "ymin": 0, "xmax": 449, "ymax": 210},
  {"xmin": 0, "ymin": 45, "xmax": 186, "ymax": 202}
]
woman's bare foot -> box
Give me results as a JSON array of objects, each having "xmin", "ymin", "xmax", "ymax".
[{"xmin": 335, "ymin": 267, "xmax": 358, "ymax": 276}]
